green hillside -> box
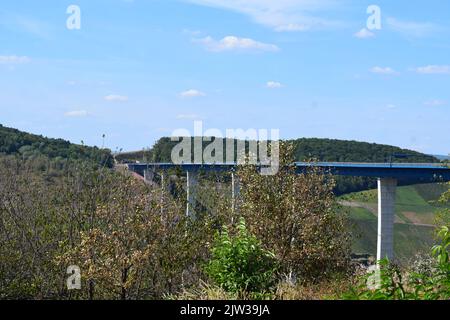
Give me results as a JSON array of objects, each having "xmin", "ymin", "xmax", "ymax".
[
  {"xmin": 341, "ymin": 183, "xmax": 449, "ymax": 261},
  {"xmin": 116, "ymin": 137, "xmax": 439, "ymax": 164},
  {"xmin": 290, "ymin": 138, "xmax": 438, "ymax": 163},
  {"xmin": 350, "ymin": 218, "xmax": 435, "ymax": 262},
  {"xmin": 0, "ymin": 124, "xmax": 113, "ymax": 167}
]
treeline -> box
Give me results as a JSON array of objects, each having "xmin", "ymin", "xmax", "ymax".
[
  {"xmin": 0, "ymin": 124, "xmax": 113, "ymax": 168},
  {"xmin": 116, "ymin": 137, "xmax": 438, "ymax": 164},
  {"xmin": 290, "ymin": 138, "xmax": 438, "ymax": 163}
]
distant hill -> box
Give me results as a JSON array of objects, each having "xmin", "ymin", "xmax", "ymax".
[
  {"xmin": 290, "ymin": 138, "xmax": 438, "ymax": 163},
  {"xmin": 433, "ymin": 154, "xmax": 450, "ymax": 161},
  {"xmin": 117, "ymin": 137, "xmax": 439, "ymax": 164},
  {"xmin": 0, "ymin": 124, "xmax": 113, "ymax": 167}
]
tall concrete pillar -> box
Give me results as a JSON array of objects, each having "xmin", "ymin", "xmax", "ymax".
[
  {"xmin": 144, "ymin": 169, "xmax": 154, "ymax": 183},
  {"xmin": 377, "ymin": 178, "xmax": 397, "ymax": 261},
  {"xmin": 186, "ymin": 170, "xmax": 199, "ymax": 217},
  {"xmin": 160, "ymin": 171, "xmax": 167, "ymax": 217},
  {"xmin": 231, "ymin": 172, "xmax": 240, "ymax": 213}
]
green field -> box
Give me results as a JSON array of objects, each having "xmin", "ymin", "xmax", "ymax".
[{"xmin": 341, "ymin": 183, "xmax": 448, "ymax": 262}]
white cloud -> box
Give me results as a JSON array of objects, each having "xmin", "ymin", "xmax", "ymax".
[
  {"xmin": 104, "ymin": 94, "xmax": 129, "ymax": 102},
  {"xmin": 424, "ymin": 99, "xmax": 447, "ymax": 107},
  {"xmin": 386, "ymin": 18, "xmax": 437, "ymax": 38},
  {"xmin": 194, "ymin": 36, "xmax": 279, "ymax": 52},
  {"xmin": 266, "ymin": 81, "xmax": 283, "ymax": 89},
  {"xmin": 64, "ymin": 110, "xmax": 90, "ymax": 117},
  {"xmin": 370, "ymin": 66, "xmax": 399, "ymax": 75},
  {"xmin": 354, "ymin": 28, "xmax": 374, "ymax": 39},
  {"xmin": 176, "ymin": 113, "xmax": 203, "ymax": 120},
  {"xmin": 180, "ymin": 89, "xmax": 206, "ymax": 98},
  {"xmin": 0, "ymin": 55, "xmax": 31, "ymax": 64},
  {"xmin": 386, "ymin": 104, "xmax": 397, "ymax": 109},
  {"xmin": 415, "ymin": 65, "xmax": 450, "ymax": 75},
  {"xmin": 185, "ymin": 0, "xmax": 341, "ymax": 32}
]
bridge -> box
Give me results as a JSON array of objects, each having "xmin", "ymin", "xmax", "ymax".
[{"xmin": 127, "ymin": 162, "xmax": 450, "ymax": 261}]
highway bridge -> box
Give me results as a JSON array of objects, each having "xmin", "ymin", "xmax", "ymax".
[{"xmin": 127, "ymin": 162, "xmax": 450, "ymax": 261}]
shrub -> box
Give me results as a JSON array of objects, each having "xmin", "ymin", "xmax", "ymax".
[
  {"xmin": 0, "ymin": 157, "xmax": 215, "ymax": 299},
  {"xmin": 204, "ymin": 218, "xmax": 278, "ymax": 296},
  {"xmin": 435, "ymin": 181, "xmax": 450, "ymax": 227},
  {"xmin": 237, "ymin": 142, "xmax": 352, "ymax": 280},
  {"xmin": 343, "ymin": 226, "xmax": 450, "ymax": 300}
]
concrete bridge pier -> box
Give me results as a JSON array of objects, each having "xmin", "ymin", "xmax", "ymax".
[
  {"xmin": 186, "ymin": 170, "xmax": 199, "ymax": 217},
  {"xmin": 159, "ymin": 171, "xmax": 167, "ymax": 217},
  {"xmin": 143, "ymin": 169, "xmax": 154, "ymax": 183},
  {"xmin": 377, "ymin": 178, "xmax": 397, "ymax": 261},
  {"xmin": 231, "ymin": 172, "xmax": 240, "ymax": 213}
]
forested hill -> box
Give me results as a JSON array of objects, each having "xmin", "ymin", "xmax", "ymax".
[
  {"xmin": 289, "ymin": 138, "xmax": 438, "ymax": 163},
  {"xmin": 116, "ymin": 137, "xmax": 439, "ymax": 164},
  {"xmin": 0, "ymin": 124, "xmax": 113, "ymax": 167}
]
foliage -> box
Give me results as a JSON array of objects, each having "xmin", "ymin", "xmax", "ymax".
[
  {"xmin": 1, "ymin": 125, "xmax": 446, "ymax": 300},
  {"xmin": 343, "ymin": 226, "xmax": 450, "ymax": 300},
  {"xmin": 236, "ymin": 142, "xmax": 352, "ymax": 281},
  {"xmin": 0, "ymin": 156, "xmax": 215, "ymax": 299},
  {"xmin": 275, "ymin": 274, "xmax": 352, "ymax": 300},
  {"xmin": 435, "ymin": 182, "xmax": 450, "ymax": 227},
  {"xmin": 166, "ymin": 280, "xmax": 238, "ymax": 300},
  {"xmin": 289, "ymin": 138, "xmax": 437, "ymax": 163},
  {"xmin": 170, "ymin": 276, "xmax": 352, "ymax": 301},
  {"xmin": 123, "ymin": 136, "xmax": 437, "ymax": 165},
  {"xmin": 0, "ymin": 124, "xmax": 113, "ymax": 168},
  {"xmin": 204, "ymin": 218, "xmax": 278, "ymax": 296},
  {"xmin": 55, "ymin": 173, "xmax": 162, "ymax": 299},
  {"xmin": 342, "ymin": 259, "xmax": 408, "ymax": 300}
]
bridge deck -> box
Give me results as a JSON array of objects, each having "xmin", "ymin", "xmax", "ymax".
[{"xmin": 127, "ymin": 162, "xmax": 450, "ymax": 181}]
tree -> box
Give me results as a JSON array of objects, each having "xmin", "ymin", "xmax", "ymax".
[
  {"xmin": 236, "ymin": 142, "xmax": 352, "ymax": 281},
  {"xmin": 435, "ymin": 181, "xmax": 450, "ymax": 227},
  {"xmin": 57, "ymin": 174, "xmax": 163, "ymax": 299}
]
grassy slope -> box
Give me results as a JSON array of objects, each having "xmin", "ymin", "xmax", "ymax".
[
  {"xmin": 342, "ymin": 183, "xmax": 448, "ymax": 262},
  {"xmin": 350, "ymin": 218, "xmax": 435, "ymax": 261}
]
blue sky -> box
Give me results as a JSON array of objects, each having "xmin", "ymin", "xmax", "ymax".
[{"xmin": 1, "ymin": 0, "xmax": 449, "ymax": 154}]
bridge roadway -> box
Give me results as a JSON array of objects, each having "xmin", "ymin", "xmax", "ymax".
[{"xmin": 127, "ymin": 162, "xmax": 450, "ymax": 261}]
